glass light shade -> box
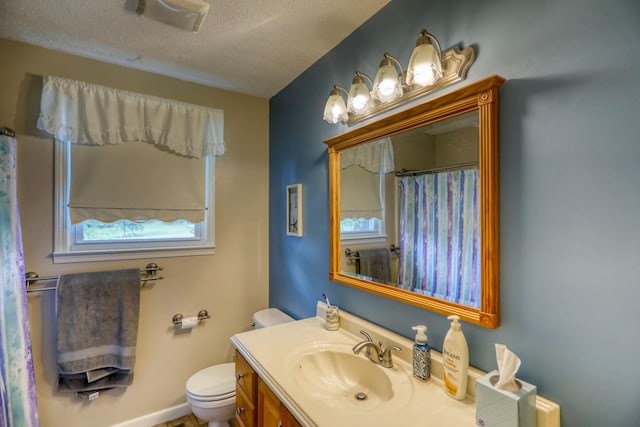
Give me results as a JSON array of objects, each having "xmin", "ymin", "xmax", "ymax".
[
  {"xmin": 347, "ymin": 79, "xmax": 373, "ymax": 114},
  {"xmin": 323, "ymin": 89, "xmax": 348, "ymax": 124},
  {"xmin": 372, "ymin": 61, "xmax": 403, "ymax": 103},
  {"xmin": 406, "ymin": 43, "xmax": 443, "ymax": 87}
]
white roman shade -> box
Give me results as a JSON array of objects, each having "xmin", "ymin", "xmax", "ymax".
[
  {"xmin": 69, "ymin": 141, "xmax": 206, "ymax": 224},
  {"xmin": 37, "ymin": 75, "xmax": 225, "ymax": 158},
  {"xmin": 340, "ymin": 166, "xmax": 383, "ymax": 220}
]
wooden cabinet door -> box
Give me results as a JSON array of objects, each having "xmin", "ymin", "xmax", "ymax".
[
  {"xmin": 236, "ymin": 383, "xmax": 256, "ymax": 427},
  {"xmin": 257, "ymin": 378, "xmax": 302, "ymax": 427},
  {"xmin": 258, "ymin": 378, "xmax": 282, "ymax": 427},
  {"xmin": 283, "ymin": 409, "xmax": 302, "ymax": 427},
  {"xmin": 235, "ymin": 351, "xmax": 257, "ymax": 427},
  {"xmin": 236, "ymin": 350, "xmax": 257, "ymax": 398}
]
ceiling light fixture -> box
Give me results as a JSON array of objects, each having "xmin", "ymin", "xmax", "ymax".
[
  {"xmin": 136, "ymin": 0, "xmax": 210, "ymax": 32},
  {"xmin": 323, "ymin": 28, "xmax": 475, "ymax": 126}
]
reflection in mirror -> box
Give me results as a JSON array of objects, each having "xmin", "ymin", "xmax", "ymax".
[
  {"xmin": 326, "ymin": 75, "xmax": 505, "ymax": 328},
  {"xmin": 340, "ymin": 111, "xmax": 480, "ymax": 307}
]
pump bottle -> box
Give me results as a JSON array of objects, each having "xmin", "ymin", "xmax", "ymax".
[
  {"xmin": 411, "ymin": 325, "xmax": 430, "ymax": 381},
  {"xmin": 442, "ymin": 315, "xmax": 469, "ymax": 400}
]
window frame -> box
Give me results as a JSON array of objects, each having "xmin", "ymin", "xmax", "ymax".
[
  {"xmin": 339, "ymin": 171, "xmax": 387, "ymax": 243},
  {"xmin": 53, "ymin": 141, "xmax": 216, "ymax": 263},
  {"xmin": 339, "ymin": 218, "xmax": 386, "ymax": 241}
]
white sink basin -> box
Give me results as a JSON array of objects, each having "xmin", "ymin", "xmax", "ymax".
[{"xmin": 288, "ymin": 343, "xmax": 414, "ymax": 409}]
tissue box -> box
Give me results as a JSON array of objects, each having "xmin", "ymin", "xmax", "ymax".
[{"xmin": 476, "ymin": 370, "xmax": 537, "ymax": 427}]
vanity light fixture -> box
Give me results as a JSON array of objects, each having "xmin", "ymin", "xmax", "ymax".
[{"xmin": 323, "ymin": 28, "xmax": 475, "ymax": 126}]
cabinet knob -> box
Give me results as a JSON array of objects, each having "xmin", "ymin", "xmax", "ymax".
[
  {"xmin": 236, "ymin": 407, "xmax": 245, "ymax": 415},
  {"xmin": 236, "ymin": 373, "xmax": 244, "ymax": 381}
]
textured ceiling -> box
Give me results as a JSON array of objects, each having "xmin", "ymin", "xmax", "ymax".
[{"xmin": 0, "ymin": 0, "xmax": 390, "ymax": 98}]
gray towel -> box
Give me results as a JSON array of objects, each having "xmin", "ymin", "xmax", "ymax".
[
  {"xmin": 358, "ymin": 248, "xmax": 391, "ymax": 284},
  {"xmin": 56, "ymin": 268, "xmax": 140, "ymax": 394}
]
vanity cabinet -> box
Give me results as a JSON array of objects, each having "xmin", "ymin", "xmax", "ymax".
[
  {"xmin": 235, "ymin": 350, "xmax": 301, "ymax": 427},
  {"xmin": 235, "ymin": 350, "xmax": 257, "ymax": 427}
]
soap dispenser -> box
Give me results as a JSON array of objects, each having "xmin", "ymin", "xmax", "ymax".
[{"xmin": 411, "ymin": 325, "xmax": 431, "ymax": 381}]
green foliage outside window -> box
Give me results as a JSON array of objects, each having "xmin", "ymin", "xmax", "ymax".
[{"xmin": 82, "ymin": 219, "xmax": 195, "ymax": 241}]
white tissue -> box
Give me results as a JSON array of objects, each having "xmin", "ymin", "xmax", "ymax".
[
  {"xmin": 494, "ymin": 343, "xmax": 521, "ymax": 391},
  {"xmin": 181, "ymin": 316, "xmax": 199, "ymax": 330}
]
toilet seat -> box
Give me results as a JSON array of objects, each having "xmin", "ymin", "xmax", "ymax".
[
  {"xmin": 187, "ymin": 393, "xmax": 235, "ymax": 409},
  {"xmin": 186, "ymin": 363, "xmax": 236, "ymax": 402}
]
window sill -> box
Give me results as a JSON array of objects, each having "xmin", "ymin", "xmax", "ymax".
[
  {"xmin": 53, "ymin": 245, "xmax": 215, "ymax": 264},
  {"xmin": 339, "ymin": 235, "xmax": 389, "ymax": 245}
]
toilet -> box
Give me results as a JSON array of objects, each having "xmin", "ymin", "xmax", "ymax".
[{"xmin": 185, "ymin": 308, "xmax": 294, "ymax": 427}]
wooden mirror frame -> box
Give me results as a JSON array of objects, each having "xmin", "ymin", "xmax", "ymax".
[{"xmin": 325, "ymin": 75, "xmax": 505, "ymax": 329}]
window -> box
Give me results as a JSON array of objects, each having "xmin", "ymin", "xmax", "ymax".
[
  {"xmin": 76, "ymin": 219, "xmax": 197, "ymax": 242},
  {"xmin": 339, "ymin": 166, "xmax": 386, "ymax": 241},
  {"xmin": 339, "ymin": 137, "xmax": 393, "ymax": 242},
  {"xmin": 340, "ymin": 217, "xmax": 382, "ymax": 238},
  {"xmin": 36, "ymin": 75, "xmax": 225, "ymax": 263},
  {"xmin": 53, "ymin": 140, "xmax": 216, "ymax": 263}
]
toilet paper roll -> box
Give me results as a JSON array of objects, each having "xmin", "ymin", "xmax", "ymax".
[{"xmin": 180, "ymin": 316, "xmax": 199, "ymax": 330}]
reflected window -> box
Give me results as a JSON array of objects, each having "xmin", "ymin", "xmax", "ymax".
[{"xmin": 340, "ymin": 217, "xmax": 382, "ymax": 238}]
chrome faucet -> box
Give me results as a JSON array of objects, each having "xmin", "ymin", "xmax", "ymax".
[
  {"xmin": 352, "ymin": 331, "xmax": 383, "ymax": 363},
  {"xmin": 352, "ymin": 330, "xmax": 401, "ymax": 368}
]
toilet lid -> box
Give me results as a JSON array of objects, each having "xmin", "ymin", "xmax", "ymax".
[
  {"xmin": 253, "ymin": 308, "xmax": 294, "ymax": 329},
  {"xmin": 186, "ymin": 363, "xmax": 236, "ymax": 399}
]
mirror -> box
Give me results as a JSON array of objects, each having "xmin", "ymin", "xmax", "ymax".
[{"xmin": 325, "ymin": 75, "xmax": 505, "ymax": 328}]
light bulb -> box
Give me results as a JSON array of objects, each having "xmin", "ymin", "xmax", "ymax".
[
  {"xmin": 372, "ymin": 62, "xmax": 403, "ymax": 103},
  {"xmin": 347, "ymin": 78, "xmax": 373, "ymax": 114}
]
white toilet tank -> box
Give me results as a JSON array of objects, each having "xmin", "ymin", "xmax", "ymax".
[{"xmin": 252, "ymin": 308, "xmax": 294, "ymax": 329}]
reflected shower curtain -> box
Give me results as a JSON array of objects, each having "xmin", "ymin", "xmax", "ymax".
[
  {"xmin": 0, "ymin": 135, "xmax": 39, "ymax": 426},
  {"xmin": 397, "ymin": 169, "xmax": 480, "ymax": 308}
]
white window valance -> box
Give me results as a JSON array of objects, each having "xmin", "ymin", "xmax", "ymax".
[
  {"xmin": 340, "ymin": 137, "xmax": 394, "ymax": 173},
  {"xmin": 36, "ymin": 75, "xmax": 225, "ymax": 158}
]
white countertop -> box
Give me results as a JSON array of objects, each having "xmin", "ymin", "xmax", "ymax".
[{"xmin": 231, "ymin": 305, "xmax": 477, "ymax": 427}]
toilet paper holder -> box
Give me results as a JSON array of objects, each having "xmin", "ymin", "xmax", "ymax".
[{"xmin": 172, "ymin": 310, "xmax": 211, "ymax": 326}]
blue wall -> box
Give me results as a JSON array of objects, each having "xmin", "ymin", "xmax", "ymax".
[{"xmin": 269, "ymin": 0, "xmax": 640, "ymax": 425}]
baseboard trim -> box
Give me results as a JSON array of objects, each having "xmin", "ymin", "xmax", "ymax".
[{"xmin": 110, "ymin": 403, "xmax": 191, "ymax": 427}]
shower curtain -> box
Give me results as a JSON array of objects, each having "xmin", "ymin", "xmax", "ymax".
[
  {"xmin": 0, "ymin": 134, "xmax": 39, "ymax": 426},
  {"xmin": 397, "ymin": 169, "xmax": 480, "ymax": 308}
]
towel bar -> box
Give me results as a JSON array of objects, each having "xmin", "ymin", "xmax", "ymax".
[
  {"xmin": 25, "ymin": 263, "xmax": 164, "ymax": 293},
  {"xmin": 0, "ymin": 126, "xmax": 15, "ymax": 137},
  {"xmin": 345, "ymin": 244, "xmax": 400, "ymax": 261}
]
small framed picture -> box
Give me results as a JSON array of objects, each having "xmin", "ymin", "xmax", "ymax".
[{"xmin": 286, "ymin": 183, "xmax": 303, "ymax": 237}]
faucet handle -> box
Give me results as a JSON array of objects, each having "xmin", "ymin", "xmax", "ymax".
[
  {"xmin": 356, "ymin": 331, "xmax": 379, "ymax": 362},
  {"xmin": 359, "ymin": 330, "xmax": 373, "ymax": 341},
  {"xmin": 381, "ymin": 345, "xmax": 401, "ymax": 368}
]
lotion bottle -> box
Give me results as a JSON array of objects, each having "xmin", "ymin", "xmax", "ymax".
[
  {"xmin": 442, "ymin": 315, "xmax": 469, "ymax": 400},
  {"xmin": 411, "ymin": 325, "xmax": 431, "ymax": 381}
]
